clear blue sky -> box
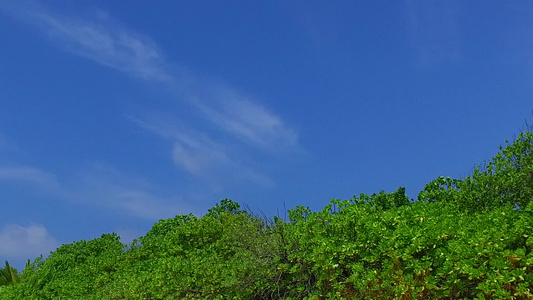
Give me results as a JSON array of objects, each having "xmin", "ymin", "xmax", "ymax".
[{"xmin": 1, "ymin": 0, "xmax": 532, "ymax": 270}]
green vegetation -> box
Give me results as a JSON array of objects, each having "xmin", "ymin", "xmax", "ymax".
[
  {"xmin": 0, "ymin": 261, "xmax": 20, "ymax": 286},
  {"xmin": 1, "ymin": 131, "xmax": 532, "ymax": 299}
]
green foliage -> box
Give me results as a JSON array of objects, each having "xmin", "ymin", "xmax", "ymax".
[
  {"xmin": 0, "ymin": 261, "xmax": 19, "ymax": 286},
  {"xmin": 418, "ymin": 131, "xmax": 533, "ymax": 212},
  {"xmin": 1, "ymin": 132, "xmax": 532, "ymax": 299},
  {"xmin": 272, "ymin": 198, "xmax": 533, "ymax": 299},
  {"xmin": 0, "ymin": 233, "xmax": 126, "ymax": 299},
  {"xmin": 95, "ymin": 199, "xmax": 282, "ymax": 299}
]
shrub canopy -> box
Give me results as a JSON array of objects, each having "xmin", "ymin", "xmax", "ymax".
[{"xmin": 1, "ymin": 132, "xmax": 532, "ymax": 299}]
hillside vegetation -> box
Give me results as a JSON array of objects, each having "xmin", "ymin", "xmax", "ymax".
[{"xmin": 1, "ymin": 131, "xmax": 532, "ymax": 299}]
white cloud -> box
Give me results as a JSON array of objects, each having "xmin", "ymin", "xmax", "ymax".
[
  {"xmin": 6, "ymin": 1, "xmax": 300, "ymax": 152},
  {"xmin": 129, "ymin": 116, "xmax": 231, "ymax": 175},
  {"xmin": 1, "ymin": 0, "xmax": 170, "ymax": 82},
  {"xmin": 193, "ymin": 87, "xmax": 299, "ymax": 150},
  {"xmin": 0, "ymin": 166, "xmax": 63, "ymax": 194},
  {"xmin": 76, "ymin": 166, "xmax": 193, "ymax": 220},
  {"xmin": 78, "ymin": 164, "xmax": 204, "ymax": 219},
  {"xmin": 0, "ymin": 164, "xmax": 194, "ymax": 220},
  {"xmin": 172, "ymin": 139, "xmax": 230, "ymax": 176},
  {"xmin": 2, "ymin": 0, "xmax": 299, "ymax": 189},
  {"xmin": 171, "ymin": 138, "xmax": 273, "ymax": 187},
  {"xmin": 43, "ymin": 16, "xmax": 169, "ymax": 81},
  {"xmin": 132, "ymin": 116, "xmax": 274, "ymax": 187},
  {"xmin": 0, "ymin": 224, "xmax": 60, "ymax": 259}
]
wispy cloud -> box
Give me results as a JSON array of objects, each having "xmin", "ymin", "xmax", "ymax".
[
  {"xmin": 171, "ymin": 140, "xmax": 274, "ymax": 187},
  {"xmin": 1, "ymin": 0, "xmax": 300, "ymax": 187},
  {"xmin": 0, "ymin": 164, "xmax": 194, "ymax": 220},
  {"xmin": 1, "ymin": 0, "xmax": 170, "ymax": 82},
  {"xmin": 131, "ymin": 115, "xmax": 274, "ymax": 187},
  {"xmin": 192, "ymin": 87, "xmax": 298, "ymax": 150},
  {"xmin": 0, "ymin": 166, "xmax": 64, "ymax": 194},
  {"xmin": 172, "ymin": 134, "xmax": 231, "ymax": 176},
  {"xmin": 42, "ymin": 17, "xmax": 169, "ymax": 82},
  {"xmin": 404, "ymin": 0, "xmax": 461, "ymax": 66},
  {"xmin": 128, "ymin": 115, "xmax": 230, "ymax": 176},
  {"xmin": 0, "ymin": 224, "xmax": 60, "ymax": 259},
  {"xmin": 75, "ymin": 164, "xmax": 196, "ymax": 219}
]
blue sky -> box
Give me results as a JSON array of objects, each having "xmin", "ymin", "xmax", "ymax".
[{"xmin": 1, "ymin": 0, "xmax": 532, "ymax": 270}]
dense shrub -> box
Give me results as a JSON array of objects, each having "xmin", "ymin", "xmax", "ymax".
[
  {"xmin": 1, "ymin": 132, "xmax": 532, "ymax": 299},
  {"xmin": 418, "ymin": 131, "xmax": 533, "ymax": 212}
]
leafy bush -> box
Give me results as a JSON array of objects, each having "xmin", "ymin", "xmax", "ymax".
[
  {"xmin": 1, "ymin": 132, "xmax": 532, "ymax": 299},
  {"xmin": 0, "ymin": 261, "xmax": 20, "ymax": 286},
  {"xmin": 2, "ymin": 233, "xmax": 126, "ymax": 299},
  {"xmin": 418, "ymin": 131, "xmax": 533, "ymax": 212}
]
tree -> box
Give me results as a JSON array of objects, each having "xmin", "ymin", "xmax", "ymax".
[{"xmin": 0, "ymin": 260, "xmax": 19, "ymax": 286}]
